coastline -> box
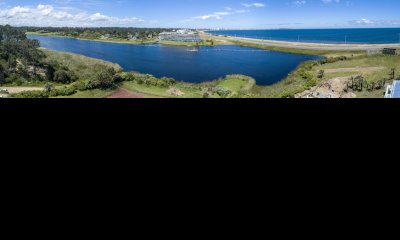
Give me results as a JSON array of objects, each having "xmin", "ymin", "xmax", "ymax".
[
  {"xmin": 28, "ymin": 31, "xmax": 400, "ymax": 57},
  {"xmin": 27, "ymin": 31, "xmax": 227, "ymax": 47},
  {"xmin": 201, "ymin": 31, "xmax": 400, "ymax": 57},
  {"xmin": 27, "ymin": 32, "xmax": 159, "ymax": 45}
]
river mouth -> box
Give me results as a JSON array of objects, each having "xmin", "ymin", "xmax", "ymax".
[{"xmin": 29, "ymin": 35, "xmax": 322, "ymax": 86}]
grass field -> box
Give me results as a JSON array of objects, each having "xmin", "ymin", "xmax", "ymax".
[
  {"xmin": 314, "ymin": 55, "xmax": 400, "ymax": 81},
  {"xmin": 120, "ymin": 75, "xmax": 256, "ymax": 98},
  {"xmin": 251, "ymin": 54, "xmax": 400, "ymax": 98},
  {"xmin": 43, "ymin": 49, "xmax": 122, "ymax": 81}
]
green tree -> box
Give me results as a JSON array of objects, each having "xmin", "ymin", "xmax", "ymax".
[
  {"xmin": 389, "ymin": 68, "xmax": 395, "ymax": 80},
  {"xmin": 0, "ymin": 64, "xmax": 5, "ymax": 84},
  {"xmin": 54, "ymin": 70, "xmax": 71, "ymax": 83},
  {"xmin": 95, "ymin": 67, "xmax": 117, "ymax": 89},
  {"xmin": 45, "ymin": 64, "xmax": 56, "ymax": 81},
  {"xmin": 44, "ymin": 83, "xmax": 55, "ymax": 93},
  {"xmin": 317, "ymin": 70, "xmax": 325, "ymax": 79}
]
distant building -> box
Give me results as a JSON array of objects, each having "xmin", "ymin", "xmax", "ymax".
[
  {"xmin": 383, "ymin": 48, "xmax": 397, "ymax": 55},
  {"xmin": 159, "ymin": 29, "xmax": 201, "ymax": 42},
  {"xmin": 385, "ymin": 80, "xmax": 400, "ymax": 98}
]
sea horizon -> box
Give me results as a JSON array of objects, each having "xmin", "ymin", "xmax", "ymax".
[{"xmin": 207, "ymin": 28, "xmax": 400, "ymax": 44}]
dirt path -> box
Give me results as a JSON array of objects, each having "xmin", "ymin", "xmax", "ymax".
[
  {"xmin": 107, "ymin": 88, "xmax": 160, "ymax": 98},
  {"xmin": 324, "ymin": 67, "xmax": 384, "ymax": 73},
  {"xmin": 1, "ymin": 87, "xmax": 43, "ymax": 94}
]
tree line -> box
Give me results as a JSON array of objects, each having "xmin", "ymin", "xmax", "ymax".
[{"xmin": 21, "ymin": 27, "xmax": 175, "ymax": 40}]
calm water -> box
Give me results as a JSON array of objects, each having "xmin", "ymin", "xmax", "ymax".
[
  {"xmin": 208, "ymin": 28, "xmax": 400, "ymax": 44},
  {"xmin": 29, "ymin": 35, "xmax": 321, "ymax": 85}
]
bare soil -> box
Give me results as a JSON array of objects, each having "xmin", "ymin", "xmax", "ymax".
[{"xmin": 107, "ymin": 88, "xmax": 159, "ymax": 98}]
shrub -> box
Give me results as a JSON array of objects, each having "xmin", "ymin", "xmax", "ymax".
[
  {"xmin": 4, "ymin": 73, "xmax": 24, "ymax": 85},
  {"xmin": 298, "ymin": 69, "xmax": 313, "ymax": 81},
  {"xmin": 54, "ymin": 86, "xmax": 77, "ymax": 96},
  {"xmin": 317, "ymin": 70, "xmax": 325, "ymax": 79},
  {"xmin": 0, "ymin": 65, "xmax": 4, "ymax": 84},
  {"xmin": 304, "ymin": 78, "xmax": 317, "ymax": 89},
  {"xmin": 72, "ymin": 81, "xmax": 87, "ymax": 91},
  {"xmin": 44, "ymin": 64, "xmax": 55, "ymax": 81},
  {"xmin": 94, "ymin": 67, "xmax": 117, "ymax": 89},
  {"xmin": 53, "ymin": 70, "xmax": 71, "ymax": 83},
  {"xmin": 44, "ymin": 83, "xmax": 55, "ymax": 93},
  {"xmin": 10, "ymin": 90, "xmax": 48, "ymax": 98},
  {"xmin": 215, "ymin": 87, "xmax": 232, "ymax": 98}
]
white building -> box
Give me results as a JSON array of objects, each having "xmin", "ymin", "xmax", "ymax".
[
  {"xmin": 385, "ymin": 80, "xmax": 400, "ymax": 98},
  {"xmin": 159, "ymin": 29, "xmax": 201, "ymax": 42}
]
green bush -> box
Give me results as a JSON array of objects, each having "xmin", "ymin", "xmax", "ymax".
[
  {"xmin": 53, "ymin": 70, "xmax": 71, "ymax": 83},
  {"xmin": 122, "ymin": 72, "xmax": 176, "ymax": 88},
  {"xmin": 215, "ymin": 87, "xmax": 232, "ymax": 98},
  {"xmin": 85, "ymin": 80, "xmax": 97, "ymax": 90},
  {"xmin": 317, "ymin": 70, "xmax": 325, "ymax": 79},
  {"xmin": 5, "ymin": 73, "xmax": 31, "ymax": 85},
  {"xmin": 10, "ymin": 90, "xmax": 48, "ymax": 98},
  {"xmin": 54, "ymin": 86, "xmax": 77, "ymax": 96},
  {"xmin": 71, "ymin": 81, "xmax": 87, "ymax": 91},
  {"xmin": 304, "ymin": 78, "xmax": 317, "ymax": 89},
  {"xmin": 44, "ymin": 83, "xmax": 55, "ymax": 93},
  {"xmin": 93, "ymin": 67, "xmax": 117, "ymax": 89}
]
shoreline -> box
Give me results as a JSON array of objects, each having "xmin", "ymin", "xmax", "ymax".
[
  {"xmin": 27, "ymin": 31, "xmax": 227, "ymax": 47},
  {"xmin": 201, "ymin": 32, "xmax": 400, "ymax": 51},
  {"xmin": 27, "ymin": 32, "xmax": 158, "ymax": 45},
  {"xmin": 5, "ymin": 47, "xmax": 398, "ymax": 99},
  {"xmin": 28, "ymin": 31, "xmax": 400, "ymax": 57}
]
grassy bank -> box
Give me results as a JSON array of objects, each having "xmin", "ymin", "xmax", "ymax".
[
  {"xmin": 121, "ymin": 74, "xmax": 256, "ymax": 98},
  {"xmin": 4, "ymin": 49, "xmax": 259, "ymax": 98},
  {"xmin": 229, "ymin": 40, "xmax": 364, "ymax": 58}
]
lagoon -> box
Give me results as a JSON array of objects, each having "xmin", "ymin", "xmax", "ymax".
[{"xmin": 29, "ymin": 35, "xmax": 321, "ymax": 85}]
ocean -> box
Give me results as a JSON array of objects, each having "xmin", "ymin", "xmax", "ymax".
[{"xmin": 207, "ymin": 28, "xmax": 400, "ymax": 44}]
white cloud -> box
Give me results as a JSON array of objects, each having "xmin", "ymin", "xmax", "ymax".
[
  {"xmin": 191, "ymin": 3, "xmax": 261, "ymax": 21},
  {"xmin": 193, "ymin": 12, "xmax": 231, "ymax": 20},
  {"xmin": 348, "ymin": 18, "xmax": 374, "ymax": 25},
  {"xmin": 242, "ymin": 3, "xmax": 266, "ymax": 8},
  {"xmin": 293, "ymin": 1, "xmax": 307, "ymax": 7},
  {"xmin": 0, "ymin": 4, "xmax": 144, "ymax": 27}
]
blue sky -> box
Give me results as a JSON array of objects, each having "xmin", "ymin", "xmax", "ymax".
[{"xmin": 1, "ymin": 0, "xmax": 400, "ymax": 28}]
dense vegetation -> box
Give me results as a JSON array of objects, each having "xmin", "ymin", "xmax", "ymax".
[
  {"xmin": 22, "ymin": 27, "xmax": 172, "ymax": 41},
  {"xmin": 0, "ymin": 25, "xmax": 46, "ymax": 84},
  {"xmin": 1, "ymin": 25, "xmax": 126, "ymax": 97}
]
